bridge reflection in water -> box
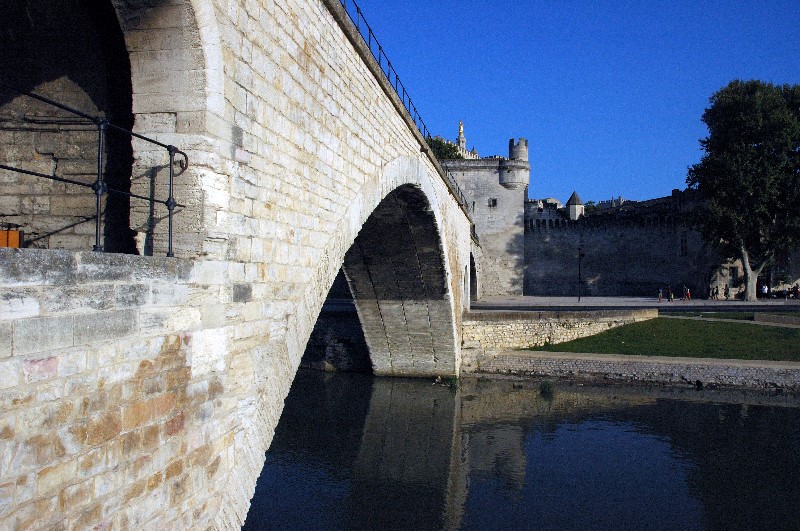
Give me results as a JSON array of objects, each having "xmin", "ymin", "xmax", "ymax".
[{"xmin": 244, "ymin": 371, "xmax": 800, "ymax": 530}]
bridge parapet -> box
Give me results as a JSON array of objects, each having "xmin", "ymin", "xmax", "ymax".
[{"xmin": 324, "ymin": 0, "xmax": 472, "ymax": 218}]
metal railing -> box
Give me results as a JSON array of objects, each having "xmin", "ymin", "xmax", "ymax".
[
  {"xmin": 336, "ymin": 0, "xmax": 472, "ymax": 214},
  {"xmin": 339, "ymin": 0, "xmax": 430, "ymax": 139},
  {"xmin": 0, "ymin": 81, "xmax": 188, "ymax": 256}
]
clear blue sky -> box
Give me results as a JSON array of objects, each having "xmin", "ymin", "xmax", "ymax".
[{"xmin": 351, "ymin": 0, "xmax": 800, "ymax": 203}]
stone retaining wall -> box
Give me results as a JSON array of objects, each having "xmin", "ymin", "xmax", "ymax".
[
  {"xmin": 461, "ymin": 309, "xmax": 656, "ymax": 371},
  {"xmin": 478, "ymin": 351, "xmax": 800, "ymax": 391}
]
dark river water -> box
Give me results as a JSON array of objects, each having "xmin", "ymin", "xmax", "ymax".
[{"xmin": 244, "ymin": 370, "xmax": 800, "ymax": 530}]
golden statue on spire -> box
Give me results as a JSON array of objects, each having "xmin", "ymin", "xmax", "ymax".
[{"xmin": 459, "ymin": 120, "xmax": 464, "ymax": 137}]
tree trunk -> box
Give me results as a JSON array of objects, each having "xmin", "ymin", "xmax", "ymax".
[{"xmin": 739, "ymin": 246, "xmax": 768, "ymax": 302}]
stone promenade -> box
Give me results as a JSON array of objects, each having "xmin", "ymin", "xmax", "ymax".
[
  {"xmin": 472, "ymin": 295, "xmax": 800, "ymax": 312},
  {"xmin": 478, "ymin": 350, "xmax": 800, "ymax": 391}
]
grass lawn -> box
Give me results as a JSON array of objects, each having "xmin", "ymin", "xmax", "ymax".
[{"xmin": 529, "ymin": 317, "xmax": 800, "ymax": 362}]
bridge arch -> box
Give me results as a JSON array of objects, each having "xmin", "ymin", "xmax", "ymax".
[
  {"xmin": 0, "ymin": 1, "xmax": 475, "ymax": 527},
  {"xmin": 297, "ymin": 155, "xmax": 462, "ymax": 377},
  {"xmin": 110, "ymin": 0, "xmax": 224, "ymax": 256},
  {"xmin": 0, "ymin": 0, "xmax": 222, "ymax": 256},
  {"xmin": 342, "ymin": 182, "xmax": 456, "ymax": 375}
]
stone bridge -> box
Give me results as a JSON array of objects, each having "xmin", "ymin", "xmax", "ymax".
[{"xmin": 0, "ymin": 0, "xmax": 473, "ymax": 527}]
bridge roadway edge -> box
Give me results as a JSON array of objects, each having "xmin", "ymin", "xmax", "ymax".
[{"xmin": 321, "ymin": 0, "xmax": 473, "ymax": 220}]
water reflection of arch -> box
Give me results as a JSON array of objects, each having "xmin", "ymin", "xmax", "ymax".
[{"xmin": 348, "ymin": 377, "xmax": 463, "ymax": 530}]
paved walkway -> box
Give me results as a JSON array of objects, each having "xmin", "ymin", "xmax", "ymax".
[
  {"xmin": 660, "ymin": 314, "xmax": 800, "ymax": 329},
  {"xmin": 472, "ymin": 295, "xmax": 800, "ymax": 313}
]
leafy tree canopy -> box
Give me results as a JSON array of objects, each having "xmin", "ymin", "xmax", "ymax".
[
  {"xmin": 687, "ymin": 79, "xmax": 800, "ymax": 300},
  {"xmin": 426, "ymin": 136, "xmax": 464, "ymax": 161}
]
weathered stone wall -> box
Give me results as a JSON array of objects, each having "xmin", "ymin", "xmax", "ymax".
[
  {"xmin": 0, "ymin": 0, "xmax": 473, "ymax": 528},
  {"xmin": 0, "ymin": 250, "xmax": 249, "ymax": 528},
  {"xmin": 461, "ymin": 310, "xmax": 657, "ymax": 371},
  {"xmin": 478, "ymin": 351, "xmax": 800, "ymax": 391}
]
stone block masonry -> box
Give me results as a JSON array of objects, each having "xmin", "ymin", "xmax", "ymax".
[
  {"xmin": 461, "ymin": 309, "xmax": 657, "ymax": 371},
  {"xmin": 0, "ymin": 0, "xmax": 473, "ymax": 527},
  {"xmin": 0, "ymin": 249, "xmax": 250, "ymax": 529},
  {"xmin": 478, "ymin": 351, "xmax": 800, "ymax": 391}
]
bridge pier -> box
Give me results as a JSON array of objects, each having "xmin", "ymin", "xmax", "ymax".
[{"xmin": 342, "ymin": 185, "xmax": 458, "ymax": 377}]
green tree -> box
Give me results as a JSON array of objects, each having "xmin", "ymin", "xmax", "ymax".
[
  {"xmin": 687, "ymin": 80, "xmax": 800, "ymax": 301},
  {"xmin": 426, "ymin": 136, "xmax": 464, "ymax": 160}
]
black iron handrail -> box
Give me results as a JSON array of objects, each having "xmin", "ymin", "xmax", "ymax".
[
  {"xmin": 338, "ymin": 0, "xmax": 430, "ymax": 139},
  {"xmin": 336, "ymin": 0, "xmax": 472, "ymax": 213},
  {"xmin": 0, "ymin": 81, "xmax": 188, "ymax": 256}
]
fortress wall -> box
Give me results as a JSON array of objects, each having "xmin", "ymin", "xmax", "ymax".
[{"xmin": 524, "ymin": 219, "xmax": 718, "ymax": 297}]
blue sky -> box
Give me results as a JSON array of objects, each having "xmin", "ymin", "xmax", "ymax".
[{"xmin": 351, "ymin": 0, "xmax": 800, "ymax": 203}]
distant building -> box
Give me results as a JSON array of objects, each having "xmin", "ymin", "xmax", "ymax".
[
  {"xmin": 440, "ymin": 123, "xmax": 530, "ymax": 296},
  {"xmin": 596, "ymin": 196, "xmax": 628, "ymax": 210},
  {"xmin": 437, "ymin": 124, "xmax": 800, "ymax": 298},
  {"xmin": 566, "ymin": 191, "xmax": 584, "ymax": 221}
]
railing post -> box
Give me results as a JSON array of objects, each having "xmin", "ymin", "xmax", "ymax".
[
  {"xmin": 92, "ymin": 118, "xmax": 108, "ymax": 252},
  {"xmin": 166, "ymin": 146, "xmax": 178, "ymax": 257}
]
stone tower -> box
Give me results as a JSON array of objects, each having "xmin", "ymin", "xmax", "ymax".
[
  {"xmin": 499, "ymin": 139, "xmax": 530, "ymax": 190},
  {"xmin": 442, "ymin": 130, "xmax": 531, "ymax": 296},
  {"xmin": 566, "ymin": 191, "xmax": 585, "ymax": 220},
  {"xmin": 457, "ymin": 120, "xmax": 466, "ymax": 149}
]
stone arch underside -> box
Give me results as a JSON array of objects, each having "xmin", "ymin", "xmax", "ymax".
[
  {"xmin": 342, "ymin": 184, "xmax": 457, "ymax": 376},
  {"xmin": 470, "ymin": 252, "xmax": 478, "ymax": 303}
]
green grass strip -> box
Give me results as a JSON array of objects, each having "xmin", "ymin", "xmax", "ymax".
[{"xmin": 529, "ymin": 317, "xmax": 800, "ymax": 362}]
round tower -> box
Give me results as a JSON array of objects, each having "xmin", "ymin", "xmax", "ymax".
[
  {"xmin": 499, "ymin": 138, "xmax": 530, "ymax": 190},
  {"xmin": 508, "ymin": 138, "xmax": 528, "ymax": 161}
]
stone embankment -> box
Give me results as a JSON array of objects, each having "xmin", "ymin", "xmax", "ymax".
[
  {"xmin": 461, "ymin": 309, "xmax": 656, "ymax": 371},
  {"xmin": 477, "ymin": 351, "xmax": 800, "ymax": 391},
  {"xmin": 462, "ymin": 308, "xmax": 800, "ymax": 390},
  {"xmin": 754, "ymin": 313, "xmax": 800, "ymax": 327}
]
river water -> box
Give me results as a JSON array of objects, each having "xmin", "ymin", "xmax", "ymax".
[{"xmin": 244, "ymin": 370, "xmax": 800, "ymax": 530}]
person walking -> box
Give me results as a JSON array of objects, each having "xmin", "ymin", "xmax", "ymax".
[
  {"xmin": 658, "ymin": 287, "xmax": 663, "ymax": 303},
  {"xmin": 724, "ymin": 285, "xmax": 730, "ymax": 300}
]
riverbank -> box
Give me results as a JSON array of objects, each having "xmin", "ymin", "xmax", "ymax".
[
  {"xmin": 465, "ymin": 297, "xmax": 800, "ymax": 390},
  {"xmin": 472, "ymin": 349, "xmax": 800, "ymax": 392}
]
